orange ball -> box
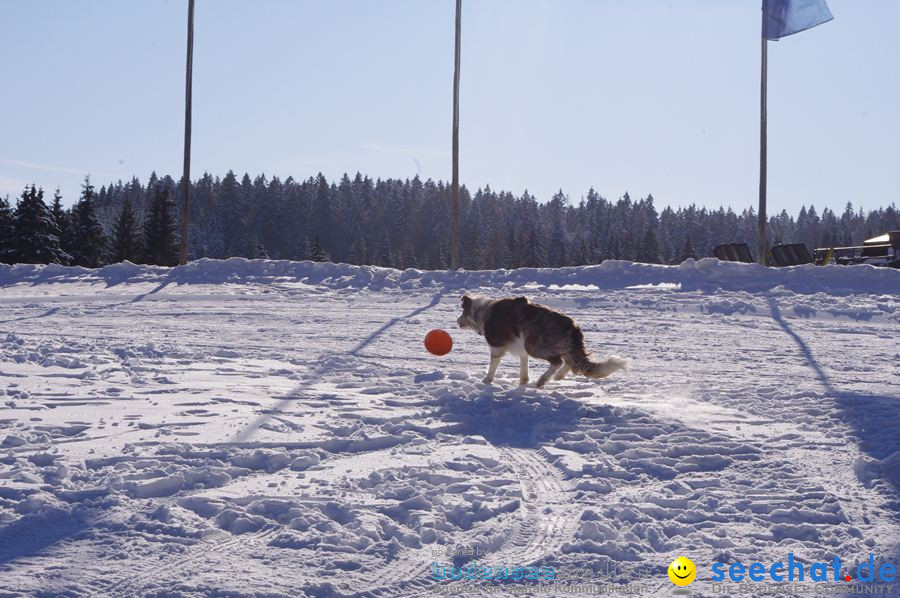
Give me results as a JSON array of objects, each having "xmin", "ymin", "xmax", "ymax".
[{"xmin": 424, "ymin": 329, "xmax": 453, "ymax": 356}]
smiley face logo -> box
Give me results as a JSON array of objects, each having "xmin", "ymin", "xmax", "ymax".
[{"xmin": 668, "ymin": 556, "xmax": 696, "ymax": 586}]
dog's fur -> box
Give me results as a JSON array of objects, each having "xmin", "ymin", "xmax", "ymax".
[{"xmin": 457, "ymin": 295, "xmax": 628, "ymax": 387}]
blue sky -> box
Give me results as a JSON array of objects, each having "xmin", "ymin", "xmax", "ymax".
[{"xmin": 1, "ymin": 0, "xmax": 898, "ymax": 213}]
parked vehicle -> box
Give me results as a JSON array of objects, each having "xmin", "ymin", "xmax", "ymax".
[{"xmin": 814, "ymin": 231, "xmax": 900, "ymax": 267}]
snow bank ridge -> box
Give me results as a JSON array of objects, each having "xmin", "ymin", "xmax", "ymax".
[{"xmin": 1, "ymin": 257, "xmax": 898, "ymax": 295}]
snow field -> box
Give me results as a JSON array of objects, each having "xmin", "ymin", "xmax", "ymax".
[{"xmin": 0, "ymin": 259, "xmax": 898, "ymax": 597}]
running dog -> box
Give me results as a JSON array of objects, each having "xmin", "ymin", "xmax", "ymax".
[{"xmin": 457, "ymin": 295, "xmax": 628, "ymax": 387}]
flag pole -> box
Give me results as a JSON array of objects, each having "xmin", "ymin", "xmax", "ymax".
[
  {"xmin": 450, "ymin": 0, "xmax": 461, "ymax": 270},
  {"xmin": 180, "ymin": 0, "xmax": 195, "ymax": 266},
  {"xmin": 757, "ymin": 7, "xmax": 768, "ymax": 266}
]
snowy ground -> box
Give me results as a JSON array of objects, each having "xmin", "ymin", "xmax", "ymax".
[{"xmin": 1, "ymin": 259, "xmax": 898, "ymax": 597}]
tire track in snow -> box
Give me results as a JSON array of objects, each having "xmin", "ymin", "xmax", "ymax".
[
  {"xmin": 102, "ymin": 524, "xmax": 280, "ymax": 595},
  {"xmin": 492, "ymin": 447, "xmax": 578, "ymax": 565},
  {"xmin": 362, "ymin": 446, "xmax": 576, "ymax": 598},
  {"xmin": 594, "ymin": 387, "xmax": 889, "ymax": 553},
  {"xmin": 99, "ymin": 464, "xmax": 292, "ymax": 595}
]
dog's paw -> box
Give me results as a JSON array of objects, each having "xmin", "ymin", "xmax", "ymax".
[
  {"xmin": 482, "ymin": 376, "xmax": 494, "ymax": 384},
  {"xmin": 519, "ymin": 377, "xmax": 529, "ymax": 385}
]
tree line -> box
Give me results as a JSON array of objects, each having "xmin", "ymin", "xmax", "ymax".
[
  {"xmin": 1, "ymin": 171, "xmax": 897, "ymax": 269},
  {"xmin": 0, "ymin": 178, "xmax": 179, "ymax": 267}
]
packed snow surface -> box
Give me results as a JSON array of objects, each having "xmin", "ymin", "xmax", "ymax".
[{"xmin": 0, "ymin": 258, "xmax": 898, "ymax": 597}]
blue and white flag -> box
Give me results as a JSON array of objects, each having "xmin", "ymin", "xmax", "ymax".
[{"xmin": 763, "ymin": 0, "xmax": 833, "ymax": 40}]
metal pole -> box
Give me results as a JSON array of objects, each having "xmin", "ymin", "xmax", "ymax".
[
  {"xmin": 757, "ymin": 16, "xmax": 768, "ymax": 266},
  {"xmin": 450, "ymin": 0, "xmax": 461, "ymax": 270},
  {"xmin": 180, "ymin": 0, "xmax": 195, "ymax": 265}
]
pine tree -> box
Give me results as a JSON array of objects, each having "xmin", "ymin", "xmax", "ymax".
[
  {"xmin": 310, "ymin": 236, "xmax": 330, "ymax": 262},
  {"xmin": 805, "ymin": 205, "xmax": 821, "ymax": 248},
  {"xmin": 294, "ymin": 236, "xmax": 310, "ymax": 261},
  {"xmin": 49, "ymin": 188, "xmax": 73, "ymax": 257},
  {"xmin": 606, "ymin": 235, "xmax": 621, "ymax": 261},
  {"xmin": 221, "ymin": 170, "xmax": 251, "ymax": 257},
  {"xmin": 657, "ymin": 206, "xmax": 679, "ymax": 264},
  {"xmin": 373, "ymin": 228, "xmax": 393, "ymax": 267},
  {"xmin": 547, "ymin": 190, "xmax": 569, "ymax": 267},
  {"xmin": 348, "ymin": 233, "xmax": 367, "ymax": 265},
  {"xmin": 70, "ymin": 177, "xmax": 107, "ymax": 267},
  {"xmin": 679, "ymin": 236, "xmax": 698, "ymax": 262},
  {"xmin": 840, "ymin": 202, "xmax": 856, "ymax": 245},
  {"xmin": 524, "ymin": 222, "xmax": 548, "ymax": 267},
  {"xmin": 313, "ymin": 173, "xmax": 333, "ymax": 255},
  {"xmin": 111, "ymin": 200, "xmax": 142, "ymax": 263},
  {"xmin": 143, "ymin": 186, "xmax": 179, "ymax": 266},
  {"xmin": 0, "ymin": 195, "xmax": 18, "ymax": 264},
  {"xmin": 462, "ymin": 215, "xmax": 486, "ymax": 269},
  {"xmin": 253, "ymin": 238, "xmax": 270, "ymax": 259},
  {"xmin": 188, "ymin": 172, "xmax": 223, "ymax": 259},
  {"xmin": 503, "ymin": 224, "xmax": 519, "ymax": 269},
  {"xmin": 11, "ymin": 185, "xmax": 71, "ymax": 264},
  {"xmin": 257, "ymin": 175, "xmax": 287, "ymax": 259},
  {"xmin": 884, "ymin": 204, "xmax": 899, "ymax": 233},
  {"xmin": 572, "ymin": 239, "xmax": 591, "ymax": 266},
  {"xmin": 639, "ymin": 228, "xmax": 661, "ymax": 264},
  {"xmin": 820, "ymin": 207, "xmax": 839, "ymax": 248}
]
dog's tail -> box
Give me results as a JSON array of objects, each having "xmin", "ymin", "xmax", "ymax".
[{"xmin": 569, "ymin": 329, "xmax": 629, "ymax": 379}]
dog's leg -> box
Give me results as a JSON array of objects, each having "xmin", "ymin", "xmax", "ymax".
[
  {"xmin": 483, "ymin": 346, "xmax": 505, "ymax": 384},
  {"xmin": 553, "ymin": 363, "xmax": 571, "ymax": 381},
  {"xmin": 519, "ymin": 355, "xmax": 529, "ymax": 385},
  {"xmin": 536, "ymin": 356, "xmax": 563, "ymax": 388}
]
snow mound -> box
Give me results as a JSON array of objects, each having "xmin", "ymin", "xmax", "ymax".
[{"xmin": 2, "ymin": 257, "xmax": 898, "ymax": 295}]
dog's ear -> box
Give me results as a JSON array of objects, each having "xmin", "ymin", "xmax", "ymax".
[{"xmin": 461, "ymin": 295, "xmax": 472, "ymax": 311}]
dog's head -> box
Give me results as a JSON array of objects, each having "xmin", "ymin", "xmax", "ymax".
[{"xmin": 457, "ymin": 294, "xmax": 491, "ymax": 335}]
